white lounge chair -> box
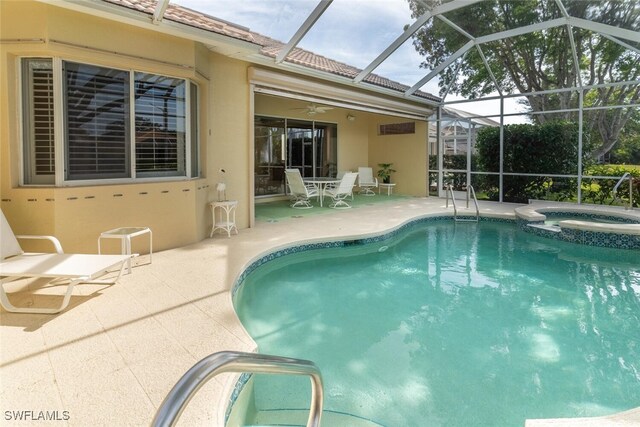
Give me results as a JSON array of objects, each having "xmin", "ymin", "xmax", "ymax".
[
  {"xmin": 324, "ymin": 172, "xmax": 359, "ymax": 209},
  {"xmin": 0, "ymin": 209, "xmax": 133, "ymax": 314},
  {"xmin": 358, "ymin": 167, "xmax": 378, "ymax": 196},
  {"xmin": 285, "ymin": 169, "xmax": 319, "ymax": 209}
]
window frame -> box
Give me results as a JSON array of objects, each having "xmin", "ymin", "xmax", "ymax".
[{"xmin": 19, "ymin": 57, "xmax": 200, "ymax": 187}]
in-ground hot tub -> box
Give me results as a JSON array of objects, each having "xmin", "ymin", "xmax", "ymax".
[{"xmin": 515, "ymin": 203, "xmax": 640, "ymax": 249}]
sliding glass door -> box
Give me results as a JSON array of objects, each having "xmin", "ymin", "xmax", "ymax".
[
  {"xmin": 286, "ymin": 120, "xmax": 314, "ymax": 177},
  {"xmin": 254, "ymin": 116, "xmax": 286, "ymax": 196},
  {"xmin": 255, "ymin": 116, "xmax": 337, "ymax": 197}
]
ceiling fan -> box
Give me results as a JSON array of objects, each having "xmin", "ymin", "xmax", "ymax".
[{"xmin": 292, "ymin": 103, "xmax": 334, "ymax": 116}]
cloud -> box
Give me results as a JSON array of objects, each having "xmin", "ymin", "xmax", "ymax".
[
  {"xmin": 175, "ymin": 0, "xmax": 525, "ymax": 119},
  {"xmin": 176, "ymin": 0, "xmax": 424, "ymax": 85}
]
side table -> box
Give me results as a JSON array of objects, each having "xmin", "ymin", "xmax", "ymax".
[
  {"xmin": 379, "ymin": 183, "xmax": 396, "ymax": 196},
  {"xmin": 98, "ymin": 227, "xmax": 152, "ymax": 274},
  {"xmin": 210, "ymin": 200, "xmax": 238, "ymax": 238}
]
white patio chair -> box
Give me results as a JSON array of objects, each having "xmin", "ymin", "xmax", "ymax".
[
  {"xmin": 0, "ymin": 209, "xmax": 133, "ymax": 314},
  {"xmin": 358, "ymin": 167, "xmax": 378, "ymax": 196},
  {"xmin": 285, "ymin": 169, "xmax": 319, "ymax": 209},
  {"xmin": 324, "ymin": 172, "xmax": 359, "ymax": 209},
  {"xmin": 325, "ymin": 171, "xmax": 351, "ymax": 194}
]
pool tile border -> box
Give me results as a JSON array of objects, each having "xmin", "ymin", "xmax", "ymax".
[
  {"xmin": 232, "ymin": 215, "xmax": 512, "ymax": 299},
  {"xmin": 517, "ymin": 212, "xmax": 640, "ymax": 249}
]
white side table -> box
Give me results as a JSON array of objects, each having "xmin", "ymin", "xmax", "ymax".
[
  {"xmin": 379, "ymin": 183, "xmax": 396, "ymax": 196},
  {"xmin": 98, "ymin": 227, "xmax": 152, "ymax": 274},
  {"xmin": 210, "ymin": 200, "xmax": 238, "ymax": 238}
]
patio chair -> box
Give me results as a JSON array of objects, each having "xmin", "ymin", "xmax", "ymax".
[
  {"xmin": 285, "ymin": 169, "xmax": 319, "ymax": 209},
  {"xmin": 325, "ymin": 171, "xmax": 351, "ymax": 194},
  {"xmin": 0, "ymin": 209, "xmax": 133, "ymax": 314},
  {"xmin": 324, "ymin": 172, "xmax": 359, "ymax": 209},
  {"xmin": 357, "ymin": 167, "xmax": 378, "ymax": 196}
]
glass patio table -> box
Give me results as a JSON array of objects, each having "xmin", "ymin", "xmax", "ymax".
[{"xmin": 303, "ymin": 177, "xmax": 341, "ymax": 207}]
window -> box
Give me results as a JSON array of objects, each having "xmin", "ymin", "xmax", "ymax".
[
  {"xmin": 21, "ymin": 58, "xmax": 199, "ymax": 185},
  {"xmin": 135, "ymin": 72, "xmax": 185, "ymax": 177},
  {"xmin": 64, "ymin": 62, "xmax": 130, "ymax": 180}
]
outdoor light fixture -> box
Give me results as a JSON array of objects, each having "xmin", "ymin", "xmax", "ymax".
[{"xmin": 347, "ymin": 113, "xmax": 356, "ymax": 121}]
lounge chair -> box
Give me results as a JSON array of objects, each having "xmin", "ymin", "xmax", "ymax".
[
  {"xmin": 285, "ymin": 169, "xmax": 319, "ymax": 209},
  {"xmin": 0, "ymin": 209, "xmax": 133, "ymax": 314},
  {"xmin": 358, "ymin": 167, "xmax": 378, "ymax": 196},
  {"xmin": 324, "ymin": 172, "xmax": 359, "ymax": 209}
]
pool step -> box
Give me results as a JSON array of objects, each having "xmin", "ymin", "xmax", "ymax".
[
  {"xmin": 527, "ymin": 223, "xmax": 561, "ymax": 233},
  {"xmin": 252, "ymin": 409, "xmax": 383, "ymax": 427}
]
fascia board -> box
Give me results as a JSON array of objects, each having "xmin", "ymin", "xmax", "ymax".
[{"xmin": 35, "ymin": 0, "xmax": 261, "ymax": 56}]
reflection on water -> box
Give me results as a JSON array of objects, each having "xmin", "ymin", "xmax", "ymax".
[{"xmin": 236, "ymin": 221, "xmax": 640, "ymax": 426}]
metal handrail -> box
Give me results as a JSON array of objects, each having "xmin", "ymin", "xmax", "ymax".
[
  {"xmin": 446, "ymin": 184, "xmax": 479, "ymax": 222},
  {"xmin": 151, "ymin": 351, "xmax": 323, "ymax": 427},
  {"xmin": 467, "ymin": 185, "xmax": 480, "ymax": 221},
  {"xmin": 612, "ymin": 172, "xmax": 633, "ymax": 210},
  {"xmin": 445, "ymin": 184, "xmax": 458, "ymax": 218}
]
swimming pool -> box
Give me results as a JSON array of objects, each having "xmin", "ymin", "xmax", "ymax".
[{"xmin": 234, "ymin": 220, "xmax": 640, "ymax": 426}]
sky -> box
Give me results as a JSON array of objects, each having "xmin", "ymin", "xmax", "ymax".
[{"xmin": 176, "ymin": 0, "xmax": 527, "ymax": 123}]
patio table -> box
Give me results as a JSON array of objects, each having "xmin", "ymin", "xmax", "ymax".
[{"xmin": 303, "ymin": 177, "xmax": 341, "ymax": 207}]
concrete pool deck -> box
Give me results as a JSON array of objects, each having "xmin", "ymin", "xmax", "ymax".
[{"xmin": 1, "ymin": 198, "xmax": 638, "ymax": 426}]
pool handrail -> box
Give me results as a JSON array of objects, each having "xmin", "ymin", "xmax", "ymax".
[
  {"xmin": 467, "ymin": 185, "xmax": 480, "ymax": 221},
  {"xmin": 446, "ymin": 184, "xmax": 479, "ymax": 222},
  {"xmin": 151, "ymin": 350, "xmax": 323, "ymax": 427},
  {"xmin": 446, "ymin": 184, "xmax": 458, "ymax": 217},
  {"xmin": 612, "ymin": 172, "xmax": 634, "ymax": 210}
]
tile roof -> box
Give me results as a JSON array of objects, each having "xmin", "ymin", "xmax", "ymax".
[{"xmin": 102, "ymin": 0, "xmax": 440, "ymax": 102}]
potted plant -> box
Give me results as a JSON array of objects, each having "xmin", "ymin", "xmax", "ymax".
[{"xmin": 377, "ymin": 163, "xmax": 396, "ymax": 184}]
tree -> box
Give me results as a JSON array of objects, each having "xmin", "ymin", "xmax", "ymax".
[
  {"xmin": 408, "ymin": 0, "xmax": 640, "ymax": 159},
  {"xmin": 610, "ymin": 109, "xmax": 640, "ymax": 164}
]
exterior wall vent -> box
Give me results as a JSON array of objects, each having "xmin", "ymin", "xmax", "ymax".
[{"xmin": 378, "ymin": 122, "xmax": 415, "ymax": 136}]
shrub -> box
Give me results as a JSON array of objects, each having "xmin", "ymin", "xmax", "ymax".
[
  {"xmin": 583, "ymin": 164, "xmax": 640, "ymax": 207},
  {"xmin": 475, "ymin": 121, "xmax": 592, "ymax": 203}
]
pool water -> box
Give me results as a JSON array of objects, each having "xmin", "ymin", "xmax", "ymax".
[{"xmin": 235, "ymin": 221, "xmax": 640, "ymax": 426}]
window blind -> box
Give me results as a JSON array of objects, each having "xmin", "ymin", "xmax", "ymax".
[
  {"xmin": 135, "ymin": 73, "xmax": 186, "ymax": 177},
  {"xmin": 64, "ymin": 62, "xmax": 129, "ymax": 180}
]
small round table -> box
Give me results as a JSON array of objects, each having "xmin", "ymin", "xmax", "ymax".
[
  {"xmin": 209, "ymin": 200, "xmax": 238, "ymax": 238},
  {"xmin": 379, "ymin": 183, "xmax": 396, "ymax": 196}
]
